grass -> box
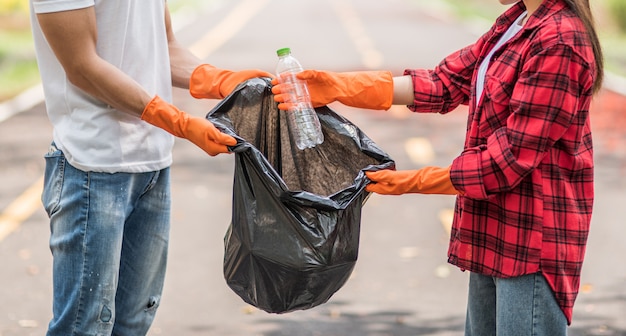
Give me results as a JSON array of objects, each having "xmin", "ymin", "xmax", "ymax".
[{"xmin": 0, "ymin": 26, "xmax": 38, "ymax": 101}]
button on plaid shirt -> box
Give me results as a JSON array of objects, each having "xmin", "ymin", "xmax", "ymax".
[{"xmin": 405, "ymin": 0, "xmax": 597, "ymax": 324}]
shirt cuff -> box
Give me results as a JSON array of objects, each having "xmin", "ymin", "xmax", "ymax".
[
  {"xmin": 451, "ymin": 147, "xmax": 489, "ymax": 200},
  {"xmin": 32, "ymin": 0, "xmax": 94, "ymax": 14}
]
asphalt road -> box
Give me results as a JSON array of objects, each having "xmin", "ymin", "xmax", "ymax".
[{"xmin": 1, "ymin": 0, "xmax": 625, "ymax": 335}]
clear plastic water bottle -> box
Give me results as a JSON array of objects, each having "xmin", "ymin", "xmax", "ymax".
[{"xmin": 275, "ymin": 47, "xmax": 324, "ymax": 150}]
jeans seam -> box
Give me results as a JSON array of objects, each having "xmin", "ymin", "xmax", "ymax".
[
  {"xmin": 44, "ymin": 148, "xmax": 66, "ymax": 217},
  {"xmin": 72, "ymin": 170, "xmax": 91, "ymax": 336},
  {"xmin": 531, "ymin": 273, "xmax": 539, "ymax": 336},
  {"xmin": 138, "ymin": 170, "xmax": 160, "ymax": 198}
]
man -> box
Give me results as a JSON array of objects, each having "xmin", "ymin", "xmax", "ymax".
[{"xmin": 29, "ymin": 1, "xmax": 271, "ymax": 334}]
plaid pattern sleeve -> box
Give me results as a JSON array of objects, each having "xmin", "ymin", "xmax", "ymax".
[
  {"xmin": 407, "ymin": 0, "xmax": 597, "ymax": 324},
  {"xmin": 404, "ymin": 36, "xmax": 487, "ymax": 113}
]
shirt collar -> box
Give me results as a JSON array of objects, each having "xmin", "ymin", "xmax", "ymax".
[{"xmin": 494, "ymin": 0, "xmax": 568, "ymax": 32}]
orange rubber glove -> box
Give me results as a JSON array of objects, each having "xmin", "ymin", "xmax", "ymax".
[
  {"xmin": 141, "ymin": 96, "xmax": 236, "ymax": 156},
  {"xmin": 271, "ymin": 70, "xmax": 394, "ymax": 110},
  {"xmin": 189, "ymin": 64, "xmax": 273, "ymax": 99},
  {"xmin": 365, "ymin": 166, "xmax": 459, "ymax": 195}
]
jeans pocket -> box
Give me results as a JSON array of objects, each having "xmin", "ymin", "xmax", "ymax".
[{"xmin": 42, "ymin": 143, "xmax": 65, "ymax": 217}]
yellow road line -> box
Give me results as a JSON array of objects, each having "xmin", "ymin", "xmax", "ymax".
[
  {"xmin": 189, "ymin": 0, "xmax": 270, "ymax": 59},
  {"xmin": 330, "ymin": 0, "xmax": 383, "ymax": 69},
  {"xmin": 0, "ymin": 176, "xmax": 44, "ymax": 242}
]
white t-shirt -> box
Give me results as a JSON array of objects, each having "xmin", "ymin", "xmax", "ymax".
[
  {"xmin": 476, "ymin": 11, "xmax": 527, "ymax": 108},
  {"xmin": 30, "ymin": 0, "xmax": 174, "ymax": 173}
]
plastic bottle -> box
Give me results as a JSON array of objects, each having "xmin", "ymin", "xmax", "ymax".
[{"xmin": 275, "ymin": 47, "xmax": 324, "ymax": 150}]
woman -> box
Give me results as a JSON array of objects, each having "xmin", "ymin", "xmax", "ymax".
[{"xmin": 272, "ymin": 0, "xmax": 603, "ymax": 334}]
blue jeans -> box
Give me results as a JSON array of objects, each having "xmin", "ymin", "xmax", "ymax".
[
  {"xmin": 42, "ymin": 144, "xmax": 171, "ymax": 336},
  {"xmin": 465, "ymin": 272, "xmax": 568, "ymax": 336}
]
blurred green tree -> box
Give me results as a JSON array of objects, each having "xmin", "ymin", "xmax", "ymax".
[
  {"xmin": 608, "ymin": 0, "xmax": 626, "ymax": 33},
  {"xmin": 0, "ymin": 0, "xmax": 28, "ymax": 14}
]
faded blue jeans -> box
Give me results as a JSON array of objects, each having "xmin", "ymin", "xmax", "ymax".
[
  {"xmin": 465, "ymin": 272, "xmax": 568, "ymax": 336},
  {"xmin": 42, "ymin": 144, "xmax": 171, "ymax": 336}
]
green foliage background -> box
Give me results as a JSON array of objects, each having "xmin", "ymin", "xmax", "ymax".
[
  {"xmin": 0, "ymin": 0, "xmax": 625, "ymax": 101},
  {"xmin": 0, "ymin": 0, "xmax": 205, "ymax": 101},
  {"xmin": 0, "ymin": 0, "xmax": 28, "ymax": 13},
  {"xmin": 607, "ymin": 0, "xmax": 626, "ymax": 33},
  {"xmin": 0, "ymin": 0, "xmax": 33, "ymax": 100}
]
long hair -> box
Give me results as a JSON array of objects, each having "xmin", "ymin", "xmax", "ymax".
[{"xmin": 562, "ymin": 0, "xmax": 604, "ymax": 93}]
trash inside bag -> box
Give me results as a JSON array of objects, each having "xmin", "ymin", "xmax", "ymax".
[{"xmin": 206, "ymin": 78, "xmax": 395, "ymax": 314}]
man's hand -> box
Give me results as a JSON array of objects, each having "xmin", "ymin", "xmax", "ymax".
[
  {"xmin": 141, "ymin": 96, "xmax": 236, "ymax": 156},
  {"xmin": 271, "ymin": 70, "xmax": 394, "ymax": 110},
  {"xmin": 365, "ymin": 166, "xmax": 458, "ymax": 195},
  {"xmin": 189, "ymin": 64, "xmax": 273, "ymax": 99}
]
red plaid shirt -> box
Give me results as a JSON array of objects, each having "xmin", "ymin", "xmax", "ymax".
[{"xmin": 405, "ymin": 0, "xmax": 596, "ymax": 324}]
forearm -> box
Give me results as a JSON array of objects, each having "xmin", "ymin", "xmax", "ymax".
[
  {"xmin": 68, "ymin": 57, "xmax": 153, "ymax": 116},
  {"xmin": 169, "ymin": 40, "xmax": 202, "ymax": 90},
  {"xmin": 392, "ymin": 75, "xmax": 415, "ymax": 105},
  {"xmin": 164, "ymin": 6, "xmax": 203, "ymax": 90},
  {"xmin": 37, "ymin": 8, "xmax": 152, "ymax": 117}
]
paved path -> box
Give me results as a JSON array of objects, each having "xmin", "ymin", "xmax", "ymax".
[{"xmin": 1, "ymin": 1, "xmax": 625, "ymax": 335}]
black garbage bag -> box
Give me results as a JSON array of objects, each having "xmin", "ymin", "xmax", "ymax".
[{"xmin": 206, "ymin": 77, "xmax": 395, "ymax": 314}]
